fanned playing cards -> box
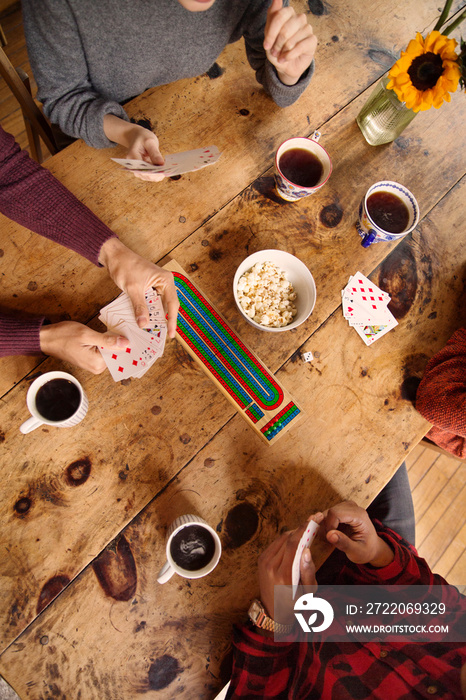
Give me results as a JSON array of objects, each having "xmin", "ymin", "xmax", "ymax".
[
  {"xmin": 98, "ymin": 289, "xmax": 167, "ymax": 381},
  {"xmin": 342, "ymin": 272, "xmax": 398, "ymax": 346},
  {"xmin": 292, "ymin": 520, "xmax": 320, "ymax": 598},
  {"xmin": 112, "ymin": 145, "xmax": 221, "ymax": 177}
]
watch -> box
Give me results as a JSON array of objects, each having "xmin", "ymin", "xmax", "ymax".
[{"xmin": 248, "ymin": 599, "xmax": 294, "ymax": 635}]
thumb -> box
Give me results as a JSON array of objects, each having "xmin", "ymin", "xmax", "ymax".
[
  {"xmin": 300, "ymin": 547, "xmax": 316, "ymax": 585},
  {"xmin": 127, "ymin": 292, "xmax": 150, "ymax": 328},
  {"xmin": 144, "ymin": 138, "xmax": 164, "ymax": 166},
  {"xmin": 326, "ymin": 529, "xmax": 355, "ymax": 556},
  {"xmin": 98, "ymin": 331, "xmax": 129, "ymax": 349}
]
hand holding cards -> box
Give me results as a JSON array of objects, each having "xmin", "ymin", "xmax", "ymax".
[
  {"xmin": 98, "ymin": 289, "xmax": 167, "ymax": 381},
  {"xmin": 112, "ymin": 146, "xmax": 221, "ymax": 177},
  {"xmin": 342, "ymin": 272, "xmax": 398, "ymax": 346}
]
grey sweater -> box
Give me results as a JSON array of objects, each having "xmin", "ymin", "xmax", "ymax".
[{"xmin": 22, "ymin": 0, "xmax": 314, "ymax": 149}]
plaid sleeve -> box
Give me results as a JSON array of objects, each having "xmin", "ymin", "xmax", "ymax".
[
  {"xmin": 340, "ymin": 522, "xmax": 466, "ymax": 611},
  {"xmin": 226, "ymin": 623, "xmax": 303, "ymax": 698}
]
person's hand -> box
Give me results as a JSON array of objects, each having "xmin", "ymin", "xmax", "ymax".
[
  {"xmin": 323, "ymin": 501, "xmax": 395, "ymax": 568},
  {"xmin": 125, "ymin": 125, "xmax": 167, "ymax": 182},
  {"xmin": 263, "ymin": 0, "xmax": 317, "ymax": 86},
  {"xmin": 103, "ymin": 115, "xmax": 166, "ymax": 182},
  {"xmin": 40, "ymin": 321, "xmax": 129, "ymax": 374},
  {"xmin": 258, "ymin": 513, "xmax": 323, "ymax": 624},
  {"xmin": 98, "ymin": 238, "xmax": 179, "ymax": 337}
]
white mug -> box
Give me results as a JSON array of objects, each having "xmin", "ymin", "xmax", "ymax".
[
  {"xmin": 274, "ymin": 131, "xmax": 332, "ymax": 202},
  {"xmin": 157, "ymin": 514, "xmax": 222, "ymax": 584},
  {"xmin": 20, "ymin": 371, "xmax": 88, "ymax": 434}
]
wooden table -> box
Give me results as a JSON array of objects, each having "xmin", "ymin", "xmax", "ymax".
[{"xmin": 0, "ymin": 1, "xmax": 465, "ymax": 697}]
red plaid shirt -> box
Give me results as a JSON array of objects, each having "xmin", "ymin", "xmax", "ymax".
[{"xmin": 227, "ymin": 525, "xmax": 466, "ymax": 699}]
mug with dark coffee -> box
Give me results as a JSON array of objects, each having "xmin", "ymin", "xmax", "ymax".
[
  {"xmin": 357, "ymin": 180, "xmax": 419, "ymax": 247},
  {"xmin": 157, "ymin": 514, "xmax": 222, "ymax": 583},
  {"xmin": 274, "ymin": 131, "xmax": 332, "ymax": 202},
  {"xmin": 20, "ymin": 371, "xmax": 88, "ymax": 434}
]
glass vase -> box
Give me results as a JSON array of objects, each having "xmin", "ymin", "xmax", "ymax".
[{"xmin": 356, "ymin": 75, "xmax": 417, "ymax": 146}]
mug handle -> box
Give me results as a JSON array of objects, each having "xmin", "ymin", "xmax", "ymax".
[
  {"xmin": 361, "ymin": 230, "xmax": 377, "ymax": 248},
  {"xmin": 157, "ymin": 560, "xmax": 175, "ymax": 584},
  {"xmin": 20, "ymin": 416, "xmax": 43, "ymax": 434},
  {"xmin": 309, "ymin": 130, "xmax": 321, "ymax": 143}
]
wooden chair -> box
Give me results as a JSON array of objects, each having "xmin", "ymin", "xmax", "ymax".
[{"xmin": 0, "ymin": 45, "xmax": 57, "ymax": 162}]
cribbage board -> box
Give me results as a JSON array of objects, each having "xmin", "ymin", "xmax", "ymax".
[{"xmin": 164, "ymin": 260, "xmax": 304, "ymax": 445}]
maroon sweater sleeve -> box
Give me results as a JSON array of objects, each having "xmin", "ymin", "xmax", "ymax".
[
  {"xmin": 0, "ymin": 125, "xmax": 116, "ymax": 265},
  {"xmin": 0, "ymin": 126, "xmax": 118, "ymax": 357},
  {"xmin": 0, "ymin": 314, "xmax": 44, "ymax": 356}
]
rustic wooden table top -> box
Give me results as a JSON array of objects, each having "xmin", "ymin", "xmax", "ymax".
[{"xmin": 0, "ymin": 1, "xmax": 465, "ymax": 697}]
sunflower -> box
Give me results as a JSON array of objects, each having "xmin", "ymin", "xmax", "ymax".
[{"xmin": 387, "ymin": 31, "xmax": 461, "ymax": 111}]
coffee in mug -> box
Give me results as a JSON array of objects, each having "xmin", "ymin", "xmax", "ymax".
[
  {"xmin": 274, "ymin": 131, "xmax": 332, "ymax": 202},
  {"xmin": 157, "ymin": 514, "xmax": 222, "ymax": 583},
  {"xmin": 357, "ymin": 181, "xmax": 419, "ymax": 247},
  {"xmin": 169, "ymin": 524, "xmax": 216, "ymax": 571},
  {"xmin": 35, "ymin": 378, "xmax": 82, "ymax": 422},
  {"xmin": 278, "ymin": 148, "xmax": 323, "ymax": 188},
  {"xmin": 20, "ymin": 371, "xmax": 88, "ymax": 434},
  {"xmin": 366, "ymin": 191, "xmax": 410, "ymax": 234}
]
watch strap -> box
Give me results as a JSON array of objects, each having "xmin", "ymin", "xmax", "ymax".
[{"xmin": 248, "ymin": 599, "xmax": 293, "ymax": 635}]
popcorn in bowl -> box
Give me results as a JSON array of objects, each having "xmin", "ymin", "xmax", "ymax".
[{"xmin": 236, "ymin": 261, "xmax": 297, "ymax": 328}]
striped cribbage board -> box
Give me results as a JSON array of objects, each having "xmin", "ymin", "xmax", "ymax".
[{"xmin": 164, "ymin": 260, "xmax": 304, "ymax": 445}]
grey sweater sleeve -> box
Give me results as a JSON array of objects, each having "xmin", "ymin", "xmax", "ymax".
[
  {"xmin": 22, "ymin": 0, "xmax": 128, "ymax": 148},
  {"xmin": 242, "ymin": 0, "xmax": 314, "ymax": 107}
]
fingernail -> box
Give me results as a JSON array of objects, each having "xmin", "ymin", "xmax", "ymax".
[
  {"xmin": 329, "ymin": 532, "xmax": 339, "ymax": 543},
  {"xmin": 117, "ymin": 336, "xmax": 129, "ymax": 347},
  {"xmin": 303, "ymin": 548, "xmax": 311, "ymax": 564},
  {"xmin": 137, "ymin": 315, "xmax": 148, "ymax": 325}
]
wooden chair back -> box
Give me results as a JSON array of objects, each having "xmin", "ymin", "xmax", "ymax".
[{"xmin": 0, "ymin": 45, "xmax": 57, "ymax": 162}]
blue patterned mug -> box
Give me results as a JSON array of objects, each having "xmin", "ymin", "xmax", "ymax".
[
  {"xmin": 357, "ymin": 181, "xmax": 419, "ymax": 247},
  {"xmin": 274, "ymin": 132, "xmax": 332, "ymax": 202}
]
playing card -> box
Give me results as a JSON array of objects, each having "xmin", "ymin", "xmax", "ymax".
[
  {"xmin": 99, "ymin": 288, "xmax": 167, "ymax": 381},
  {"xmin": 343, "ymin": 297, "xmax": 394, "ymax": 327},
  {"xmin": 346, "ymin": 272, "xmax": 390, "ymax": 301},
  {"xmin": 292, "ymin": 520, "xmax": 320, "ymax": 598},
  {"xmin": 112, "ymin": 146, "xmax": 221, "ymax": 177},
  {"xmin": 99, "ymin": 344, "xmax": 142, "ymax": 381},
  {"xmin": 343, "ymin": 272, "xmax": 390, "ymax": 316},
  {"xmin": 145, "ymin": 289, "xmax": 167, "ymax": 326},
  {"xmin": 341, "ymin": 272, "xmax": 397, "ymax": 345},
  {"xmin": 352, "ymin": 316, "xmax": 398, "ymax": 346}
]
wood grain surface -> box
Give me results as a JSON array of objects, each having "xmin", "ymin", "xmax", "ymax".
[
  {"xmin": 0, "ymin": 0, "xmax": 465, "ymax": 697},
  {"xmin": 0, "ymin": 177, "xmax": 464, "ymax": 699},
  {"xmin": 0, "ymin": 0, "xmax": 459, "ymax": 391}
]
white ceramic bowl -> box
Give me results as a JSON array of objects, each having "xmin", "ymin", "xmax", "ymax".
[{"xmin": 233, "ymin": 250, "xmax": 316, "ymax": 333}]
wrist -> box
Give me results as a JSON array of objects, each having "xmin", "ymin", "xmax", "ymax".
[
  {"xmin": 368, "ymin": 537, "xmax": 395, "ymax": 568},
  {"xmin": 103, "ymin": 115, "xmax": 143, "ymax": 149},
  {"xmin": 276, "ymin": 69, "xmax": 299, "ymax": 86},
  {"xmin": 39, "ymin": 322, "xmax": 56, "ymax": 356},
  {"xmin": 98, "ymin": 237, "xmax": 126, "ymax": 268},
  {"xmin": 248, "ymin": 599, "xmax": 294, "ymax": 634}
]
